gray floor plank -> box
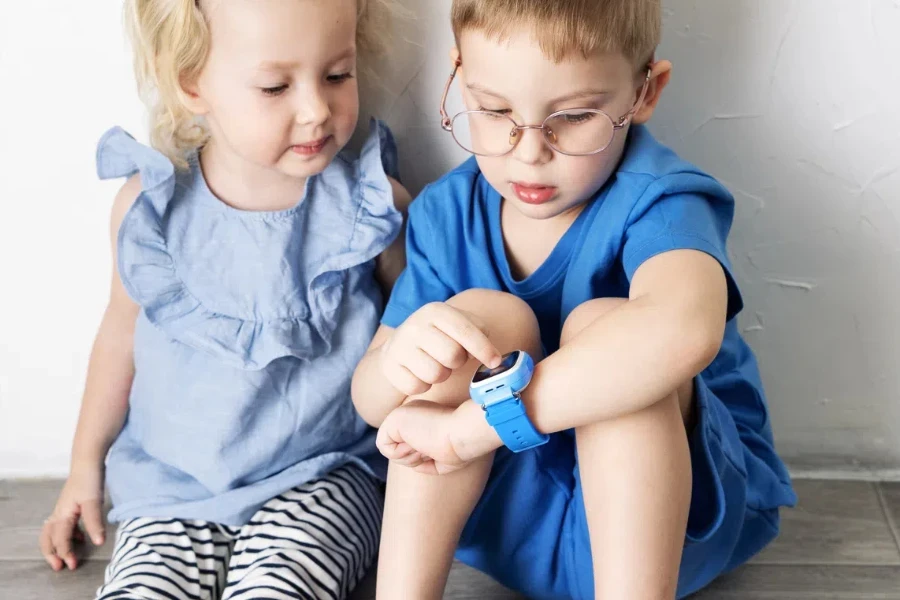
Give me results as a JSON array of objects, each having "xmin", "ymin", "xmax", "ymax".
[
  {"xmin": 878, "ymin": 482, "xmax": 900, "ymax": 551},
  {"xmin": 752, "ymin": 479, "xmax": 900, "ymax": 565},
  {"xmin": 0, "ymin": 559, "xmax": 519, "ymax": 600},
  {"xmin": 0, "ymin": 479, "xmax": 116, "ymax": 561},
  {"xmin": 0, "ymin": 526, "xmax": 115, "ymax": 562},
  {"xmin": 691, "ymin": 564, "xmax": 900, "ymax": 599},
  {"xmin": 444, "ymin": 561, "xmax": 526, "ymax": 599},
  {"xmin": 4, "ymin": 478, "xmax": 900, "ymax": 598},
  {"xmin": 0, "ymin": 479, "xmax": 61, "ymax": 529},
  {"xmin": 0, "ymin": 561, "xmax": 106, "ymax": 600},
  {"xmin": 348, "ymin": 561, "xmax": 524, "ymax": 600}
]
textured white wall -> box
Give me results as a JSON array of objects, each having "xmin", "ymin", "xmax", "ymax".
[
  {"xmin": 0, "ymin": 3, "xmax": 145, "ymax": 477},
  {"xmin": 1, "ymin": 0, "xmax": 898, "ymax": 477}
]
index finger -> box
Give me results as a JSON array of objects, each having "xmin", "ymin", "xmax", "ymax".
[
  {"xmin": 431, "ymin": 308, "xmax": 501, "ymax": 368},
  {"xmin": 80, "ymin": 500, "xmax": 106, "ymax": 546}
]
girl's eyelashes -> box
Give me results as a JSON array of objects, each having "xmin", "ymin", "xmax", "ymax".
[
  {"xmin": 259, "ymin": 71, "xmax": 354, "ymax": 96},
  {"xmin": 326, "ymin": 72, "xmax": 354, "ymax": 84},
  {"xmin": 261, "ymin": 84, "xmax": 289, "ymax": 97}
]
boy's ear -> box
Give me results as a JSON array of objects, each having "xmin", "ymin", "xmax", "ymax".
[
  {"xmin": 180, "ymin": 74, "xmax": 210, "ymax": 116},
  {"xmin": 632, "ymin": 59, "xmax": 672, "ymax": 125}
]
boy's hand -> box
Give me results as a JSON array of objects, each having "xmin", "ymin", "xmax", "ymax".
[
  {"xmin": 377, "ymin": 400, "xmax": 468, "ymax": 475},
  {"xmin": 381, "ymin": 302, "xmax": 501, "ymax": 397},
  {"xmin": 39, "ymin": 464, "xmax": 106, "ymax": 571},
  {"xmin": 377, "ymin": 400, "xmax": 504, "ymax": 475}
]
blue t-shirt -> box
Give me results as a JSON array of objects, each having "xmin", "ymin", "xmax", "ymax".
[
  {"xmin": 383, "ymin": 124, "xmax": 741, "ymax": 338},
  {"xmin": 382, "ymin": 124, "xmax": 785, "ymax": 448},
  {"xmin": 382, "ymin": 125, "xmax": 797, "ymax": 598}
]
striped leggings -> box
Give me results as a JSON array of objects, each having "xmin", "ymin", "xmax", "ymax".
[{"xmin": 96, "ymin": 465, "xmax": 382, "ymax": 600}]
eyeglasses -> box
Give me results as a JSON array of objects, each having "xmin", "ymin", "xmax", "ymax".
[{"xmin": 440, "ymin": 59, "xmax": 652, "ymax": 157}]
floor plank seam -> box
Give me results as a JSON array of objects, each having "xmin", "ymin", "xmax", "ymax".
[
  {"xmin": 875, "ymin": 483, "xmax": 900, "ymax": 557},
  {"xmin": 751, "ymin": 560, "xmax": 900, "ymax": 568}
]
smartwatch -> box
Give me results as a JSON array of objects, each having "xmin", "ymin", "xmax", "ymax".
[{"xmin": 469, "ymin": 350, "xmax": 549, "ymax": 453}]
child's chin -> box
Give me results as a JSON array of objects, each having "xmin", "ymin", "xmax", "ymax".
[
  {"xmin": 277, "ymin": 152, "xmax": 332, "ymax": 179},
  {"xmin": 512, "ymin": 197, "xmax": 580, "ymax": 221}
]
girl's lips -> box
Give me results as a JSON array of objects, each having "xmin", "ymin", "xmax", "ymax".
[{"xmin": 291, "ymin": 136, "xmax": 331, "ymax": 156}]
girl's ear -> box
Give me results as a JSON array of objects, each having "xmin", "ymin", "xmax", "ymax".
[{"xmin": 180, "ymin": 74, "xmax": 209, "ymax": 116}]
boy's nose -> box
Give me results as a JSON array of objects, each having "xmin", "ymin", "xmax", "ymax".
[{"xmin": 511, "ymin": 127, "xmax": 552, "ymax": 166}]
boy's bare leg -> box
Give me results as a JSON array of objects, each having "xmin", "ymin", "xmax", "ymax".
[
  {"xmin": 375, "ymin": 290, "xmax": 542, "ymax": 600},
  {"xmin": 562, "ymin": 298, "xmax": 693, "ymax": 600}
]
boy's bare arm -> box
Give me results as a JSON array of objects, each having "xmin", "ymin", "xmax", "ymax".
[{"xmin": 520, "ymin": 248, "xmax": 728, "ymax": 434}]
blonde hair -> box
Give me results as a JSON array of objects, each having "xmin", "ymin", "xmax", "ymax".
[
  {"xmin": 451, "ymin": 0, "xmax": 660, "ymax": 68},
  {"xmin": 123, "ymin": 0, "xmax": 397, "ymax": 168}
]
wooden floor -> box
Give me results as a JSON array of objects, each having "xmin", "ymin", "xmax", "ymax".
[{"xmin": 1, "ymin": 479, "xmax": 899, "ymax": 599}]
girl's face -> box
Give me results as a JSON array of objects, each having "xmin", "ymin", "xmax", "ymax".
[{"xmin": 186, "ymin": 0, "xmax": 361, "ymax": 180}]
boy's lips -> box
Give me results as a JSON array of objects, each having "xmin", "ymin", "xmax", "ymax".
[
  {"xmin": 291, "ymin": 136, "xmax": 331, "ymax": 156},
  {"xmin": 510, "ymin": 181, "xmax": 558, "ymax": 205}
]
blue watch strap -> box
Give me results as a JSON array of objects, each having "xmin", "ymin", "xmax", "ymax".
[{"xmin": 484, "ymin": 395, "xmax": 549, "ymax": 453}]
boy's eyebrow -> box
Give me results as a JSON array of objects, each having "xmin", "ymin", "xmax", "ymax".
[{"xmin": 467, "ymin": 83, "xmax": 612, "ymax": 104}]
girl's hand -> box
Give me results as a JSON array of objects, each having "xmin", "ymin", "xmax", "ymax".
[
  {"xmin": 39, "ymin": 464, "xmax": 106, "ymax": 571},
  {"xmin": 380, "ymin": 302, "xmax": 501, "ymax": 397}
]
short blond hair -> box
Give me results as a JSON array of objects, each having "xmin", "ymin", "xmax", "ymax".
[
  {"xmin": 123, "ymin": 0, "xmax": 397, "ymax": 168},
  {"xmin": 451, "ymin": 0, "xmax": 660, "ymax": 68}
]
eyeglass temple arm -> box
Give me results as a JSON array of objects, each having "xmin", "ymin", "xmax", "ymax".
[
  {"xmin": 440, "ymin": 59, "xmax": 462, "ymax": 131},
  {"xmin": 613, "ymin": 65, "xmax": 654, "ymax": 129}
]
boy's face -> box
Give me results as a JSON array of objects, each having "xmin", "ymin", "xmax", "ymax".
[{"xmin": 455, "ymin": 28, "xmax": 667, "ymax": 222}]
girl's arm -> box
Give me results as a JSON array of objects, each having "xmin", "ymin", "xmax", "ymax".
[
  {"xmin": 356, "ymin": 177, "xmax": 412, "ymax": 427},
  {"xmin": 352, "ymin": 324, "xmax": 405, "ymax": 427},
  {"xmin": 71, "ymin": 177, "xmax": 141, "ymax": 472},
  {"xmin": 39, "ymin": 177, "xmax": 142, "ymax": 571},
  {"xmin": 374, "ymin": 177, "xmax": 412, "ymax": 295}
]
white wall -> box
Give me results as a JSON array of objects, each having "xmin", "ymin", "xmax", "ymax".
[{"xmin": 1, "ymin": 0, "xmax": 898, "ymax": 478}]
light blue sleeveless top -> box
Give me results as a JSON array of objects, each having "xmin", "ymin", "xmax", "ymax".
[{"xmin": 96, "ymin": 120, "xmax": 402, "ymax": 526}]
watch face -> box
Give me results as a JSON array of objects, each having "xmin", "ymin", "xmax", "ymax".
[{"xmin": 472, "ymin": 351, "xmax": 520, "ymax": 384}]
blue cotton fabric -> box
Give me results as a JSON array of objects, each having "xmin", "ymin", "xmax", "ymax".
[
  {"xmin": 96, "ymin": 120, "xmax": 402, "ymax": 526},
  {"xmin": 382, "ymin": 124, "xmax": 798, "ymax": 599}
]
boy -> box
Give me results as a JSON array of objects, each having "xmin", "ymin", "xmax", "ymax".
[{"xmin": 352, "ymin": 1, "xmax": 797, "ymax": 598}]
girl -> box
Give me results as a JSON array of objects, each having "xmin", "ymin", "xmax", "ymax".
[{"xmin": 39, "ymin": 1, "xmax": 409, "ymax": 598}]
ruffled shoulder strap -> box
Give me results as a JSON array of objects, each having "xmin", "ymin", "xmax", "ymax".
[
  {"xmin": 313, "ymin": 120, "xmax": 403, "ymax": 282},
  {"xmin": 96, "ymin": 127, "xmax": 176, "ymax": 218},
  {"xmin": 95, "ymin": 127, "xmax": 340, "ymax": 371}
]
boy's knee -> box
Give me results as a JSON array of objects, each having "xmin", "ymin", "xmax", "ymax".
[
  {"xmin": 447, "ymin": 289, "xmax": 541, "ymax": 358},
  {"xmin": 560, "ymin": 298, "xmax": 627, "ymax": 347}
]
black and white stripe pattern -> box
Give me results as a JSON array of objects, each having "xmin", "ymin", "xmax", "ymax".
[{"xmin": 96, "ymin": 465, "xmax": 382, "ymax": 600}]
